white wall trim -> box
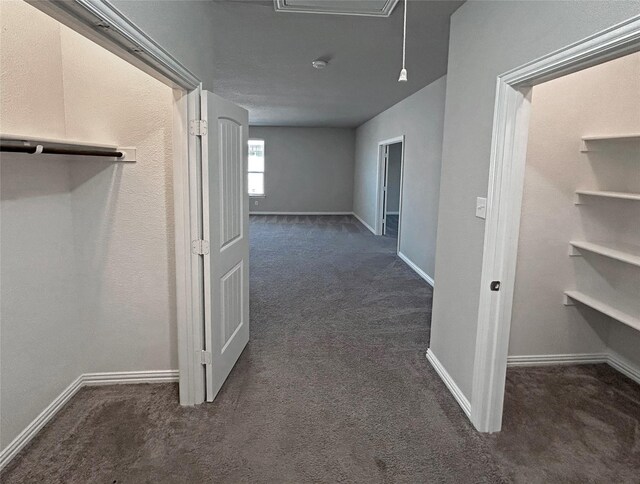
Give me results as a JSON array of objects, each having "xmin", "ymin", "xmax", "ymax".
[
  {"xmin": 426, "ymin": 349, "xmax": 471, "ymax": 417},
  {"xmin": 83, "ymin": 370, "xmax": 179, "ymax": 386},
  {"xmin": 0, "ymin": 376, "xmax": 83, "ymax": 470},
  {"xmin": 507, "ymin": 352, "xmax": 640, "ymax": 384},
  {"xmin": 471, "ymin": 16, "xmax": 640, "ymax": 433},
  {"xmin": 250, "ymin": 211, "xmax": 353, "ymax": 216},
  {"xmin": 604, "ymin": 353, "xmax": 640, "ymax": 384},
  {"xmin": 386, "ymin": 211, "xmax": 400, "ymax": 215},
  {"xmin": 352, "ymin": 211, "xmax": 376, "ymax": 234},
  {"xmin": 507, "ymin": 353, "xmax": 608, "ymax": 366},
  {"xmin": 398, "ymin": 251, "xmax": 434, "ymax": 287},
  {"xmin": 0, "ymin": 370, "xmax": 178, "ymax": 470}
]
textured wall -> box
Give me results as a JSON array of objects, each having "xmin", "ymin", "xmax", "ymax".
[
  {"xmin": 510, "ymin": 53, "xmax": 640, "ymax": 366},
  {"xmin": 0, "ymin": 0, "xmax": 175, "ymax": 450},
  {"xmin": 248, "ymin": 127, "xmax": 355, "ymax": 213},
  {"xmin": 354, "ymin": 76, "xmax": 447, "ymax": 280},
  {"xmin": 430, "ymin": 0, "xmax": 640, "ymax": 401}
]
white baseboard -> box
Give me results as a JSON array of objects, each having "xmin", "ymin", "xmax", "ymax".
[
  {"xmin": 0, "ymin": 376, "xmax": 84, "ymax": 470},
  {"xmin": 397, "ymin": 251, "xmax": 434, "ymax": 287},
  {"xmin": 250, "ymin": 211, "xmax": 352, "ymax": 215},
  {"xmin": 0, "ymin": 369, "xmax": 178, "ymax": 470},
  {"xmin": 604, "ymin": 352, "xmax": 640, "ymax": 384},
  {"xmin": 507, "ymin": 352, "xmax": 640, "ymax": 384},
  {"xmin": 83, "ymin": 370, "xmax": 179, "ymax": 386},
  {"xmin": 426, "ymin": 349, "xmax": 471, "ymax": 417},
  {"xmin": 507, "ymin": 353, "xmax": 608, "ymax": 367},
  {"xmin": 351, "ymin": 211, "xmax": 376, "ymax": 235}
]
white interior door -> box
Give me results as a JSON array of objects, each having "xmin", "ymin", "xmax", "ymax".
[{"xmin": 201, "ymin": 90, "xmax": 249, "ymax": 401}]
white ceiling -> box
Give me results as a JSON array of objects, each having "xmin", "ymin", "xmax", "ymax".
[{"xmin": 209, "ymin": 0, "xmax": 463, "ymax": 127}]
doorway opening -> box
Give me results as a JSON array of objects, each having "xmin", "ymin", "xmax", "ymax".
[
  {"xmin": 471, "ymin": 17, "xmax": 640, "ymax": 433},
  {"xmin": 376, "ymin": 136, "xmax": 405, "ymax": 248},
  {"xmin": 382, "ymin": 142, "xmax": 402, "ymax": 239}
]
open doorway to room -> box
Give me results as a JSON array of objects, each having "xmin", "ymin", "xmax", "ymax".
[
  {"xmin": 382, "ymin": 142, "xmax": 403, "ymax": 239},
  {"xmin": 1, "ymin": 0, "xmax": 251, "ymax": 470},
  {"xmin": 0, "ymin": 0, "xmax": 181, "ymax": 464},
  {"xmin": 486, "ymin": 50, "xmax": 640, "ymax": 479},
  {"xmin": 471, "ymin": 18, "xmax": 640, "ymax": 441},
  {"xmin": 377, "ymin": 136, "xmax": 405, "ymax": 245}
]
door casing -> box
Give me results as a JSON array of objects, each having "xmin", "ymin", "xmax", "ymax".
[{"xmin": 376, "ymin": 136, "xmax": 405, "ymax": 253}]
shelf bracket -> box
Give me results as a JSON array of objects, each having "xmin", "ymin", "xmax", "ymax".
[
  {"xmin": 118, "ymin": 147, "xmax": 136, "ymax": 162},
  {"xmin": 579, "ymin": 139, "xmax": 589, "ymax": 152},
  {"xmin": 563, "ymin": 294, "xmax": 575, "ymax": 306},
  {"xmin": 568, "ymin": 245, "xmax": 582, "ymax": 257}
]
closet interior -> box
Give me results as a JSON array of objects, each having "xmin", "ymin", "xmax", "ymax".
[
  {"xmin": 508, "ymin": 51, "xmax": 640, "ymax": 380},
  {"xmin": 0, "ymin": 0, "xmax": 177, "ymax": 459}
]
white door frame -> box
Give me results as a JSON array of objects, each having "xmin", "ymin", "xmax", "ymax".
[
  {"xmin": 28, "ymin": 0, "xmax": 206, "ymax": 405},
  {"xmin": 376, "ymin": 135, "xmax": 405, "ymax": 252},
  {"xmin": 471, "ymin": 16, "xmax": 640, "ymax": 433}
]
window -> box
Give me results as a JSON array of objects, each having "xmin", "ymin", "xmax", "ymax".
[{"xmin": 248, "ymin": 139, "xmax": 265, "ymax": 196}]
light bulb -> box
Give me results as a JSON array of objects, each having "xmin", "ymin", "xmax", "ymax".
[{"xmin": 398, "ymin": 68, "xmax": 407, "ymax": 82}]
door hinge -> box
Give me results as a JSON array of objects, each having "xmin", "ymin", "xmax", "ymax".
[
  {"xmin": 200, "ymin": 350, "xmax": 212, "ymax": 365},
  {"xmin": 191, "ymin": 239, "xmax": 210, "ymax": 255},
  {"xmin": 490, "ymin": 281, "xmax": 501, "ymax": 291},
  {"xmin": 189, "ymin": 119, "xmax": 207, "ymax": 136}
]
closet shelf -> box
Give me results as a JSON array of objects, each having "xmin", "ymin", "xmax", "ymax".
[
  {"xmin": 569, "ymin": 241, "xmax": 640, "ymax": 267},
  {"xmin": 575, "ymin": 190, "xmax": 640, "ymax": 203},
  {"xmin": 580, "ymin": 133, "xmax": 640, "ymax": 152},
  {"xmin": 564, "ymin": 290, "xmax": 640, "ymax": 332},
  {"xmin": 0, "ymin": 134, "xmax": 136, "ymax": 162}
]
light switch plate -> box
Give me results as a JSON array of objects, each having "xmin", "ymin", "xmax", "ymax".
[{"xmin": 476, "ymin": 197, "xmax": 487, "ymax": 219}]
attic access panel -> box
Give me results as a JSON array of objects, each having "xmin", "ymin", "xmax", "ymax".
[{"xmin": 274, "ymin": 0, "xmax": 399, "ymax": 17}]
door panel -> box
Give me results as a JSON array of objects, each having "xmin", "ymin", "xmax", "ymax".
[{"xmin": 201, "ymin": 90, "xmax": 249, "ymax": 402}]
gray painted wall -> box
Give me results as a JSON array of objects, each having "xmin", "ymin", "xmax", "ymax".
[
  {"xmin": 248, "ymin": 127, "xmax": 355, "ymax": 213},
  {"xmin": 354, "ymin": 76, "xmax": 447, "ymax": 279},
  {"xmin": 430, "ymin": 0, "xmax": 640, "ymax": 401},
  {"xmin": 385, "ymin": 143, "xmax": 402, "ymax": 214}
]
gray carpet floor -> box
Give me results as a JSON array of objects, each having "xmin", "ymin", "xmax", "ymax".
[
  {"xmin": 384, "ymin": 214, "xmax": 398, "ymax": 238},
  {"xmin": 2, "ymin": 215, "xmax": 638, "ymax": 483}
]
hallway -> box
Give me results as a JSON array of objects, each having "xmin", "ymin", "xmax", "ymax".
[{"xmin": 244, "ymin": 214, "xmax": 504, "ymax": 480}]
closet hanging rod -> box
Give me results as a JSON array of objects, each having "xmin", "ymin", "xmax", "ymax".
[
  {"xmin": 0, "ymin": 135, "xmax": 136, "ymax": 162},
  {"xmin": 1, "ymin": 144, "xmax": 124, "ymax": 158}
]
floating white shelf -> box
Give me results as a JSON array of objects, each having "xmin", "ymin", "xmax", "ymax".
[
  {"xmin": 0, "ymin": 133, "xmax": 136, "ymax": 162},
  {"xmin": 580, "ymin": 133, "xmax": 640, "ymax": 152},
  {"xmin": 564, "ymin": 290, "xmax": 640, "ymax": 332},
  {"xmin": 575, "ymin": 190, "xmax": 640, "ymax": 203},
  {"xmin": 569, "ymin": 241, "xmax": 640, "ymax": 268}
]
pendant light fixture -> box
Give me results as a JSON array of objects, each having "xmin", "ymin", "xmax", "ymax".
[{"xmin": 398, "ymin": 0, "xmax": 408, "ymax": 82}]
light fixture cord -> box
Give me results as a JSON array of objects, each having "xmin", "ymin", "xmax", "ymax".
[{"xmin": 402, "ymin": 0, "xmax": 407, "ymax": 69}]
